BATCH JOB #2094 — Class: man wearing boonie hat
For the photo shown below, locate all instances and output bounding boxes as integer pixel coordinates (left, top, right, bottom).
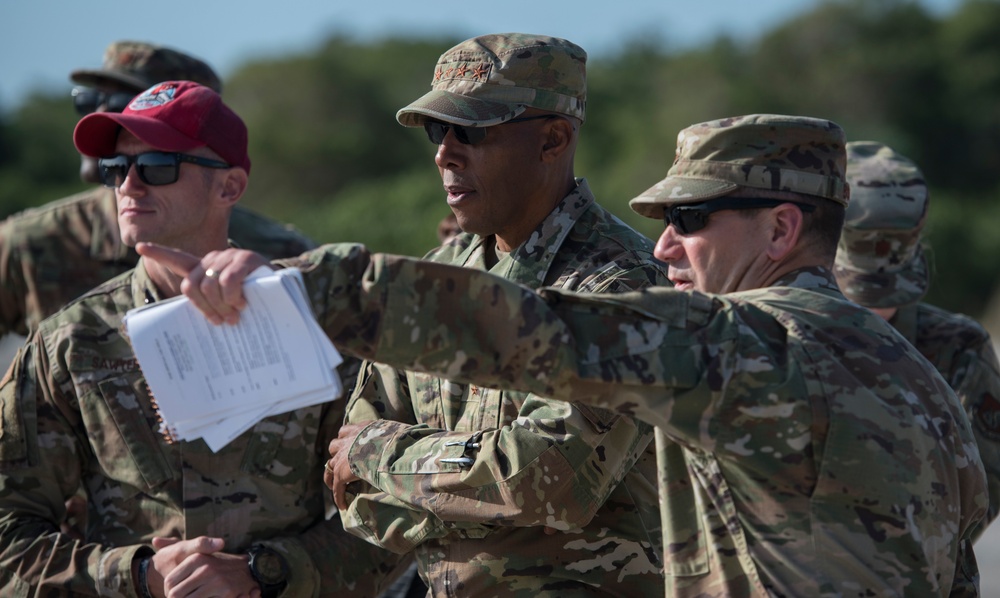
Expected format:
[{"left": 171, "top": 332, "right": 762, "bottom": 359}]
[
  {"left": 327, "top": 32, "right": 669, "bottom": 596},
  {"left": 0, "top": 41, "right": 315, "bottom": 348},
  {"left": 0, "top": 81, "right": 402, "bottom": 598},
  {"left": 835, "top": 140, "right": 1000, "bottom": 541}
]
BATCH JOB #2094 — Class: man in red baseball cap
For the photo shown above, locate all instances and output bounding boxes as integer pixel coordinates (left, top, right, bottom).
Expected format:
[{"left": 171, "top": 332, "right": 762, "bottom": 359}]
[
  {"left": 73, "top": 80, "right": 251, "bottom": 259},
  {"left": 0, "top": 81, "right": 402, "bottom": 597},
  {"left": 0, "top": 42, "right": 315, "bottom": 346}
]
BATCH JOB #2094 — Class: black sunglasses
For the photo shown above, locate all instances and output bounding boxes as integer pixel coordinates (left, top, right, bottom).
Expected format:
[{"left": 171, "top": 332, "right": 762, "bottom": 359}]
[
  {"left": 72, "top": 87, "right": 135, "bottom": 116},
  {"left": 98, "top": 152, "right": 232, "bottom": 188},
  {"left": 423, "top": 114, "right": 555, "bottom": 145},
  {"left": 663, "top": 197, "right": 817, "bottom": 235}
]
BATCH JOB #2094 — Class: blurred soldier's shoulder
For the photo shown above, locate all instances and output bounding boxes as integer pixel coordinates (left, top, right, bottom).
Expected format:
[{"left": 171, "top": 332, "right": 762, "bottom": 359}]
[
  {"left": 228, "top": 205, "right": 317, "bottom": 260},
  {"left": 0, "top": 187, "right": 114, "bottom": 245}
]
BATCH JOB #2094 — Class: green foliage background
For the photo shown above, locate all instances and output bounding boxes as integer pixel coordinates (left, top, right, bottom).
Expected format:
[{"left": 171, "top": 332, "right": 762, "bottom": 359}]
[{"left": 2, "top": 0, "right": 999, "bottom": 317}]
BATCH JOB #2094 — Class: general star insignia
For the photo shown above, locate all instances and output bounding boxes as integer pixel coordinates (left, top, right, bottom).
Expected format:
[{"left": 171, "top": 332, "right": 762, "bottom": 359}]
[
  {"left": 434, "top": 68, "right": 444, "bottom": 81},
  {"left": 472, "top": 64, "right": 489, "bottom": 80},
  {"left": 454, "top": 64, "right": 469, "bottom": 77}
]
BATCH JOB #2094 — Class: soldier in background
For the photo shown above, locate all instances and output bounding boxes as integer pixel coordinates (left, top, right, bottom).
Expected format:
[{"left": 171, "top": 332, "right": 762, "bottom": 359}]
[
  {"left": 0, "top": 40, "right": 315, "bottom": 342},
  {"left": 335, "top": 33, "right": 668, "bottom": 596},
  {"left": 149, "top": 113, "right": 987, "bottom": 596},
  {"left": 0, "top": 81, "right": 399, "bottom": 597},
  {"left": 834, "top": 140, "right": 1000, "bottom": 539}
]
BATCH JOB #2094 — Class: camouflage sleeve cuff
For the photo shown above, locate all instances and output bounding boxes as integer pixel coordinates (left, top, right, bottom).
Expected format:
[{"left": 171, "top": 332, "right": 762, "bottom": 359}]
[
  {"left": 348, "top": 419, "right": 414, "bottom": 486},
  {"left": 253, "top": 538, "right": 319, "bottom": 598},
  {"left": 96, "top": 544, "right": 152, "bottom": 598}
]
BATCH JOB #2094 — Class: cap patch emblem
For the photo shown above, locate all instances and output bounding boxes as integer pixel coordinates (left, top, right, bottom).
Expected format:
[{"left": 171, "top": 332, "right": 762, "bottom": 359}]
[{"left": 128, "top": 83, "right": 178, "bottom": 111}]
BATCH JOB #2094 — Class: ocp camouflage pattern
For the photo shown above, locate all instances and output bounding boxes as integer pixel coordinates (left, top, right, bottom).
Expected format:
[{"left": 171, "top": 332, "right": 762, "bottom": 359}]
[
  {"left": 332, "top": 179, "right": 670, "bottom": 596},
  {"left": 890, "top": 302, "right": 1000, "bottom": 541},
  {"left": 630, "top": 114, "right": 849, "bottom": 217},
  {"left": 0, "top": 260, "right": 396, "bottom": 597},
  {"left": 396, "top": 33, "right": 587, "bottom": 127},
  {"left": 71, "top": 40, "right": 222, "bottom": 93},
  {"left": 834, "top": 140, "right": 930, "bottom": 308},
  {"left": 285, "top": 244, "right": 987, "bottom": 597}
]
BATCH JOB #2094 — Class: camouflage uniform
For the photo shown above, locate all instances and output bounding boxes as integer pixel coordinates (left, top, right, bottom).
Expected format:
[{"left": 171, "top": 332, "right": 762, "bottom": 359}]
[
  {"left": 0, "top": 259, "right": 394, "bottom": 597},
  {"left": 339, "top": 34, "right": 669, "bottom": 596},
  {"left": 344, "top": 180, "right": 668, "bottom": 596},
  {"left": 278, "top": 115, "right": 986, "bottom": 596},
  {"left": 0, "top": 187, "right": 315, "bottom": 336},
  {"left": 0, "top": 40, "right": 316, "bottom": 337},
  {"left": 834, "top": 140, "right": 1000, "bottom": 540}
]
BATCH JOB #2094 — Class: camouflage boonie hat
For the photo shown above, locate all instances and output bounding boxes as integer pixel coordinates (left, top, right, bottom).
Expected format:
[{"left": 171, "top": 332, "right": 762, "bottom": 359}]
[
  {"left": 630, "top": 114, "right": 849, "bottom": 218},
  {"left": 70, "top": 41, "right": 222, "bottom": 93},
  {"left": 833, "top": 141, "right": 929, "bottom": 308},
  {"left": 396, "top": 33, "right": 587, "bottom": 127}
]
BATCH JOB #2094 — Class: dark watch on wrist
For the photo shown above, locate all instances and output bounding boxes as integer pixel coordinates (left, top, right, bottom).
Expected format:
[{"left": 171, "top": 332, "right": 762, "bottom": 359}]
[{"left": 247, "top": 544, "right": 289, "bottom": 598}]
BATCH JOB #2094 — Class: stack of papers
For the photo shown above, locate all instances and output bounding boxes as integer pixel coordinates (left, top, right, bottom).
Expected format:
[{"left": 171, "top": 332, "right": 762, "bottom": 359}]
[{"left": 123, "top": 267, "right": 343, "bottom": 452}]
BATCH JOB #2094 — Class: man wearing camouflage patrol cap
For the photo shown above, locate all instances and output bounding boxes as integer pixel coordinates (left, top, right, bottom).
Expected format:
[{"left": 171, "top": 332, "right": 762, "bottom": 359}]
[
  {"left": 332, "top": 32, "right": 668, "bottom": 595},
  {"left": 0, "top": 80, "right": 403, "bottom": 597},
  {"left": 144, "top": 112, "right": 987, "bottom": 596},
  {"left": 0, "top": 40, "right": 315, "bottom": 345},
  {"left": 834, "top": 140, "right": 1000, "bottom": 541}
]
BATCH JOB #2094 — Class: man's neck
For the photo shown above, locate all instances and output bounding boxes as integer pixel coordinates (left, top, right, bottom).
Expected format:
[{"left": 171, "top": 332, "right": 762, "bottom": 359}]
[
  {"left": 139, "top": 236, "right": 231, "bottom": 299},
  {"left": 142, "top": 257, "right": 186, "bottom": 300},
  {"left": 493, "top": 177, "right": 577, "bottom": 253}
]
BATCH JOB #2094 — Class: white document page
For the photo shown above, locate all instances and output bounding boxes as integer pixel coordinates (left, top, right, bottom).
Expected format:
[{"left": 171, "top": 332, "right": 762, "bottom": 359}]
[{"left": 124, "top": 267, "right": 343, "bottom": 451}]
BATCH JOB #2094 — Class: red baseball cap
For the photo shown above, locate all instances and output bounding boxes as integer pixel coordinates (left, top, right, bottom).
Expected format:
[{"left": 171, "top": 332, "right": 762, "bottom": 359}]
[{"left": 73, "top": 80, "right": 251, "bottom": 173}]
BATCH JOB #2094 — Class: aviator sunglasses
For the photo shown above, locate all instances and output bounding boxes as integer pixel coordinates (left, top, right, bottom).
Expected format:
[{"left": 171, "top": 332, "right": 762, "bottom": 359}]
[
  {"left": 664, "top": 197, "right": 816, "bottom": 235},
  {"left": 98, "top": 152, "right": 232, "bottom": 188},
  {"left": 423, "top": 114, "right": 556, "bottom": 145},
  {"left": 72, "top": 87, "right": 135, "bottom": 116}
]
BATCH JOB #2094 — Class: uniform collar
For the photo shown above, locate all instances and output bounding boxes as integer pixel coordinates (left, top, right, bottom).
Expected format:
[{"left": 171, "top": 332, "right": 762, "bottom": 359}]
[
  {"left": 130, "top": 258, "right": 164, "bottom": 308},
  {"left": 456, "top": 177, "right": 596, "bottom": 288},
  {"left": 770, "top": 266, "right": 844, "bottom": 295}
]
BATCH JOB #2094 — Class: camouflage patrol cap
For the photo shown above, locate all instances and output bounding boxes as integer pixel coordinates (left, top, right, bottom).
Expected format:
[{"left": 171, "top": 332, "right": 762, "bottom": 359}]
[
  {"left": 833, "top": 141, "right": 929, "bottom": 308},
  {"left": 396, "top": 33, "right": 587, "bottom": 127},
  {"left": 630, "top": 114, "right": 849, "bottom": 218},
  {"left": 70, "top": 41, "right": 222, "bottom": 93}
]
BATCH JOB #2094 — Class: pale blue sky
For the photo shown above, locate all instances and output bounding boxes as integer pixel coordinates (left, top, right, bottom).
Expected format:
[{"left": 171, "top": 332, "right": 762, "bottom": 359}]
[{"left": 0, "top": 0, "right": 960, "bottom": 113}]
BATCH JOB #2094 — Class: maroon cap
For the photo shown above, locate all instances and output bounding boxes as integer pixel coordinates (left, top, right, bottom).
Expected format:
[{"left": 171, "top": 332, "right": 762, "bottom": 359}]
[{"left": 73, "top": 80, "right": 250, "bottom": 173}]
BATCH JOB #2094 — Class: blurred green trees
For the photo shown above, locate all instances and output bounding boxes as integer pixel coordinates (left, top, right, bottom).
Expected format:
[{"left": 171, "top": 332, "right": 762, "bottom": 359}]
[{"left": 1, "top": 0, "right": 998, "bottom": 316}]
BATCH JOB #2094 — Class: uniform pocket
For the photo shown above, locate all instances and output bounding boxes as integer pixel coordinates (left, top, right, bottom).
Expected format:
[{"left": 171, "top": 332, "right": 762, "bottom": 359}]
[{"left": 88, "top": 373, "right": 173, "bottom": 490}]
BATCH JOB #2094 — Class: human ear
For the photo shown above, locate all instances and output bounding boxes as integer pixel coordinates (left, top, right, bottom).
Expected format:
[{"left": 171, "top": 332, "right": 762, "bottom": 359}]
[
  {"left": 540, "top": 117, "right": 574, "bottom": 161},
  {"left": 216, "top": 168, "right": 248, "bottom": 208},
  {"left": 764, "top": 203, "right": 804, "bottom": 261}
]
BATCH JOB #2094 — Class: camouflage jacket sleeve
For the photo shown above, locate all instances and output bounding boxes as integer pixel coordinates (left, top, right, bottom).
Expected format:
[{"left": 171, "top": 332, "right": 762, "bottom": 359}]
[
  {"left": 895, "top": 303, "right": 1000, "bottom": 540},
  {"left": 290, "top": 245, "right": 985, "bottom": 595},
  {"left": 953, "top": 337, "right": 1000, "bottom": 538},
  {"left": 340, "top": 358, "right": 651, "bottom": 553},
  {"left": 946, "top": 324, "right": 1000, "bottom": 538},
  {"left": 0, "top": 218, "right": 30, "bottom": 337},
  {"left": 0, "top": 336, "right": 148, "bottom": 596},
  {"left": 340, "top": 362, "right": 458, "bottom": 552},
  {"left": 290, "top": 244, "right": 698, "bottom": 430}
]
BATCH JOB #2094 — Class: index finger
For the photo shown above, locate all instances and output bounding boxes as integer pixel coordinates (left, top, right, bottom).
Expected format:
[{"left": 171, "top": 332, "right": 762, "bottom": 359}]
[{"left": 136, "top": 242, "right": 201, "bottom": 277}]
